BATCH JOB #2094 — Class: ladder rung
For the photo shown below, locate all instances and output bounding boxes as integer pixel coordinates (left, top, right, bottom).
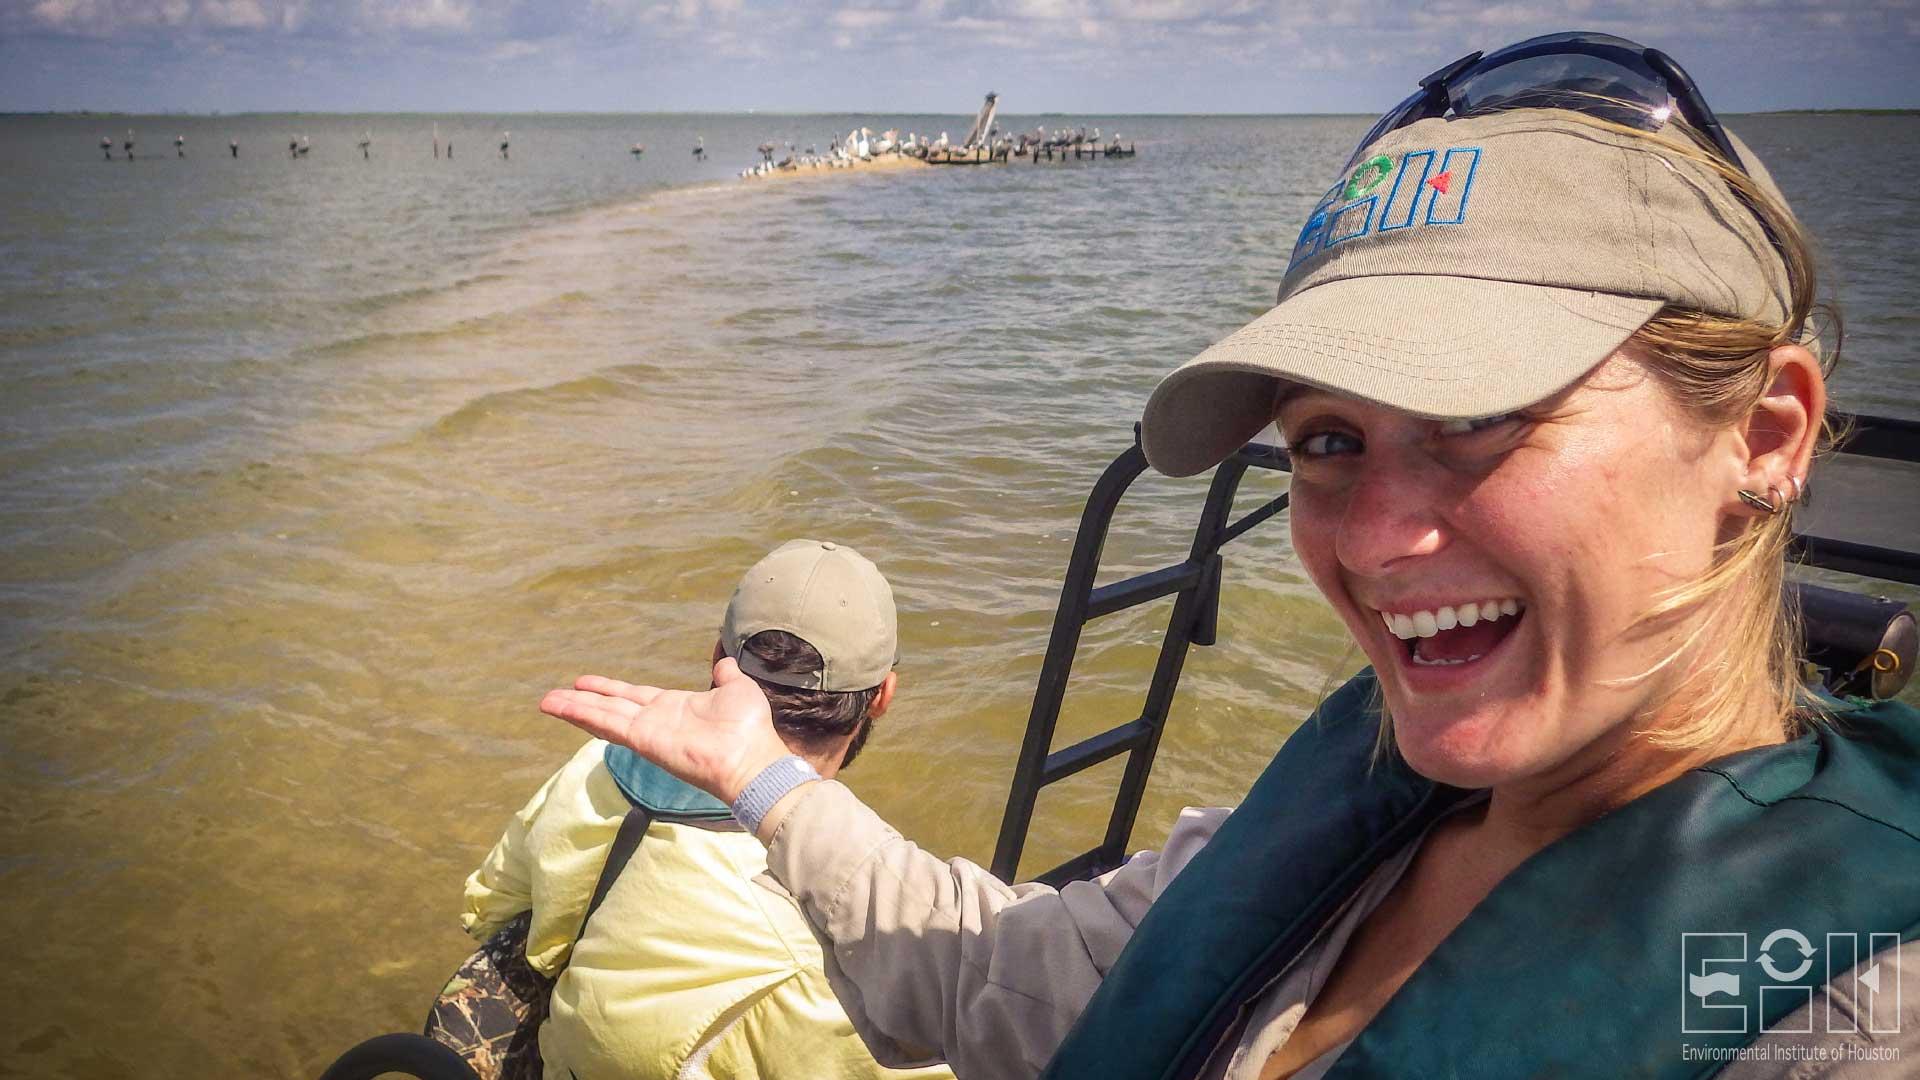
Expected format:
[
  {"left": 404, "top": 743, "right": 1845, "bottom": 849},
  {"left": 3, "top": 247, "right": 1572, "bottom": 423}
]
[
  {"left": 1087, "top": 563, "right": 1204, "bottom": 619},
  {"left": 1036, "top": 847, "right": 1122, "bottom": 889},
  {"left": 1041, "top": 718, "right": 1153, "bottom": 784}
]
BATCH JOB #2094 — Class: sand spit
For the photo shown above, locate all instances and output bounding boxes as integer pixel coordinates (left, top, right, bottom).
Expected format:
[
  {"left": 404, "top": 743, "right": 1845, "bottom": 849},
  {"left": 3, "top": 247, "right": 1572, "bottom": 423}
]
[{"left": 738, "top": 150, "right": 930, "bottom": 183}]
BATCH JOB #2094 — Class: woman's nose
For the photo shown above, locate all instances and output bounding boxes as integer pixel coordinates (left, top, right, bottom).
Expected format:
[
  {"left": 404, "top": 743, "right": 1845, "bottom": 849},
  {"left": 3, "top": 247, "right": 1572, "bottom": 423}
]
[{"left": 1334, "top": 456, "right": 1451, "bottom": 578}]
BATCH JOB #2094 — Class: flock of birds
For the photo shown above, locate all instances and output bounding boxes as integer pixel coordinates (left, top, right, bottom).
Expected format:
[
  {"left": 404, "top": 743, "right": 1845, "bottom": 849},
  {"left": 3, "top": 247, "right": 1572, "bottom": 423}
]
[{"left": 733, "top": 125, "right": 1132, "bottom": 178}]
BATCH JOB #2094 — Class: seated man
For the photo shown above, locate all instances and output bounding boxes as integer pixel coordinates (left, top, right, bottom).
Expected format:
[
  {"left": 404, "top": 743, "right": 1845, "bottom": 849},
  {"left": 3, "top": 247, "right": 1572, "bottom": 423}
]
[{"left": 461, "top": 539, "right": 948, "bottom": 1080}]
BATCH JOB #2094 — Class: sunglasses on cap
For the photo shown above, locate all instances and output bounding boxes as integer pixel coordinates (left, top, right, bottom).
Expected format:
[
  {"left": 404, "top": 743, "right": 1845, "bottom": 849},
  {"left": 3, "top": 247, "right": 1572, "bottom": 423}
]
[{"left": 1344, "top": 30, "right": 1779, "bottom": 251}]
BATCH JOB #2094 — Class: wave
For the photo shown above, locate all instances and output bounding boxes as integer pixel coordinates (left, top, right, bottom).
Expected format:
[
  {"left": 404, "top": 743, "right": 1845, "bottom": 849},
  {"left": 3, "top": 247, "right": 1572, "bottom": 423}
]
[
  {"left": 337, "top": 273, "right": 510, "bottom": 316},
  {"left": 412, "top": 363, "right": 661, "bottom": 441}
]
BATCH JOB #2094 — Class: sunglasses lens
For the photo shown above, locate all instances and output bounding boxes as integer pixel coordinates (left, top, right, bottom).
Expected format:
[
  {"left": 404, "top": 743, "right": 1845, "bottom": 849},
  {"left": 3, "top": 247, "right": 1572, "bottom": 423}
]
[{"left": 1449, "top": 51, "right": 1676, "bottom": 130}]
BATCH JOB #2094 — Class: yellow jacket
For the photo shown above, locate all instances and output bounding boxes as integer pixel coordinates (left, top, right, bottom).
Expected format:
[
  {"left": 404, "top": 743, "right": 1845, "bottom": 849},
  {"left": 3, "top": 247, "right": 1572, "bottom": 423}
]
[{"left": 462, "top": 738, "right": 950, "bottom": 1080}]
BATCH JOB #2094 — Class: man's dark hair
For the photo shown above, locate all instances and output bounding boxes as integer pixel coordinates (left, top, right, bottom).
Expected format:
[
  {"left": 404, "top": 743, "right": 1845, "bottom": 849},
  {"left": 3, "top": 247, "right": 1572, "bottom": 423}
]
[{"left": 741, "top": 630, "right": 882, "bottom": 769}]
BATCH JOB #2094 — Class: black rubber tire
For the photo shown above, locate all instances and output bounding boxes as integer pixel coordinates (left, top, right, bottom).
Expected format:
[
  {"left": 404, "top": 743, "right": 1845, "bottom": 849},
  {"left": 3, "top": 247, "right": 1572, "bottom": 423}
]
[{"left": 317, "top": 1032, "right": 480, "bottom": 1080}]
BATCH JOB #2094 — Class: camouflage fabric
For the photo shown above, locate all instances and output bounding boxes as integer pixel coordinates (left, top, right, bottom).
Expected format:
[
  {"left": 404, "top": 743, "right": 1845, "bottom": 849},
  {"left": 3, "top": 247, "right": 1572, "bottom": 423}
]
[{"left": 424, "top": 912, "right": 554, "bottom": 1080}]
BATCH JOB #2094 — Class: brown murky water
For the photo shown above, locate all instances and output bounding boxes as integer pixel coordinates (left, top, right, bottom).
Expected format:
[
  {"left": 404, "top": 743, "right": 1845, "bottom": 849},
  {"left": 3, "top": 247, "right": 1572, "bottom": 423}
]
[{"left": 3, "top": 112, "right": 1917, "bottom": 1076}]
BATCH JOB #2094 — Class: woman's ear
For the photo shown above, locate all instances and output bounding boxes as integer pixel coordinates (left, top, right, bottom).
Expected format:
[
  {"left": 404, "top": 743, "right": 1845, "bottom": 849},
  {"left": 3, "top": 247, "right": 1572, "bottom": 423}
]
[{"left": 1732, "top": 343, "right": 1825, "bottom": 513}]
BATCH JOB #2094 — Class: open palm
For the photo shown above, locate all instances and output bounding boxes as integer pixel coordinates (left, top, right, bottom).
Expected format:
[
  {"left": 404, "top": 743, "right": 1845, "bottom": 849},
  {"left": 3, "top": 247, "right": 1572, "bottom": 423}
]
[{"left": 540, "top": 658, "right": 789, "bottom": 804}]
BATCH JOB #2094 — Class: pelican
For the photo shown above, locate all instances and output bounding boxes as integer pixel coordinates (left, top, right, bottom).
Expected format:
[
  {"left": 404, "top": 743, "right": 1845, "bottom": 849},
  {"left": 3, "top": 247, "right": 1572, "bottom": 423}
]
[
  {"left": 174, "top": 134, "right": 185, "bottom": 157},
  {"left": 123, "top": 129, "right": 135, "bottom": 158},
  {"left": 100, "top": 135, "right": 112, "bottom": 160},
  {"left": 630, "top": 143, "right": 646, "bottom": 157},
  {"left": 358, "top": 130, "right": 372, "bottom": 159},
  {"left": 930, "top": 131, "right": 950, "bottom": 154},
  {"left": 693, "top": 136, "right": 705, "bottom": 160},
  {"left": 499, "top": 131, "right": 510, "bottom": 159}
]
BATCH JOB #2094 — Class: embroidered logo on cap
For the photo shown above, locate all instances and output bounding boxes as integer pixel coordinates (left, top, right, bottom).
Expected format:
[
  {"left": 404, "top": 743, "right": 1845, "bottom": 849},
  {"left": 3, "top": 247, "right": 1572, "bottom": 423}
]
[{"left": 1288, "top": 146, "right": 1483, "bottom": 270}]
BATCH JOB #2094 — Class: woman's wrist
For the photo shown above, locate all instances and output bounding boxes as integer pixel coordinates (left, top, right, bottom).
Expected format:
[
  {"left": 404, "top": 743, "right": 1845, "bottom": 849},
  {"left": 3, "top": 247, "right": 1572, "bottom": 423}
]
[
  {"left": 715, "top": 739, "right": 798, "bottom": 805},
  {"left": 729, "top": 754, "right": 822, "bottom": 835}
]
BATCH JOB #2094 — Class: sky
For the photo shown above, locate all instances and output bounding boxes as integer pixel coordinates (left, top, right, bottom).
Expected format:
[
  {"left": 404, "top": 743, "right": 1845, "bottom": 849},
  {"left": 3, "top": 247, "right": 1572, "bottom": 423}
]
[{"left": 2, "top": 0, "right": 1917, "bottom": 114}]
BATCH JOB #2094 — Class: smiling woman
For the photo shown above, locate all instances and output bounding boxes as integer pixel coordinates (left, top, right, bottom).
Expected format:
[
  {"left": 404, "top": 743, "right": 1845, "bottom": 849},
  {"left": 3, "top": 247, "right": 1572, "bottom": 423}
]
[{"left": 540, "top": 31, "right": 1920, "bottom": 1080}]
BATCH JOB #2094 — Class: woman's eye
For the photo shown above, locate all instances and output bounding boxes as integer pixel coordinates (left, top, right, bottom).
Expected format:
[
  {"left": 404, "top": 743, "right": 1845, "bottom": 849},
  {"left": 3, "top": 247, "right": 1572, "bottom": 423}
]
[
  {"left": 1438, "top": 413, "right": 1520, "bottom": 437},
  {"left": 1289, "top": 431, "right": 1362, "bottom": 458}
]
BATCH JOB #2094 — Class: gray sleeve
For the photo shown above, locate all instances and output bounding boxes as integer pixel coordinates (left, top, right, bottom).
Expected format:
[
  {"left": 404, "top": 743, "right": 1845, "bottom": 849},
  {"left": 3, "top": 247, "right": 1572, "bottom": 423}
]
[
  {"left": 764, "top": 781, "right": 1225, "bottom": 1080},
  {"left": 1713, "top": 939, "right": 1919, "bottom": 1079}
]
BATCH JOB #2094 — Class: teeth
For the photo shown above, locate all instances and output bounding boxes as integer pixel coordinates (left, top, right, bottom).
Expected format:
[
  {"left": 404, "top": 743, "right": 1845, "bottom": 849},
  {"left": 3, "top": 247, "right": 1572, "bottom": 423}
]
[{"left": 1380, "top": 598, "right": 1524, "bottom": 640}]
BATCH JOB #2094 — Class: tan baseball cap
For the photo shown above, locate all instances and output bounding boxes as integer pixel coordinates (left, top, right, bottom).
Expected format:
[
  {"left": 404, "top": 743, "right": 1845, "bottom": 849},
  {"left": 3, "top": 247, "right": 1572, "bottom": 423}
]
[
  {"left": 1141, "top": 110, "right": 1797, "bottom": 477},
  {"left": 720, "top": 539, "right": 898, "bottom": 692}
]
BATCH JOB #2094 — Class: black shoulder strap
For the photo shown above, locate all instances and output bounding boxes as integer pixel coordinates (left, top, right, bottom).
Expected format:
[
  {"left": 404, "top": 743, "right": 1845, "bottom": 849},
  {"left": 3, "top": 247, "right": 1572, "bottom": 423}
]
[{"left": 576, "top": 807, "right": 652, "bottom": 943}]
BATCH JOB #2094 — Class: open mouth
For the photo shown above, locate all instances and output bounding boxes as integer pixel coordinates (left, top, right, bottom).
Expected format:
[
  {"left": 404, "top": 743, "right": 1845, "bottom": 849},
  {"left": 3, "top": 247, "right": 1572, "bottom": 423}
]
[{"left": 1379, "top": 599, "right": 1526, "bottom": 667}]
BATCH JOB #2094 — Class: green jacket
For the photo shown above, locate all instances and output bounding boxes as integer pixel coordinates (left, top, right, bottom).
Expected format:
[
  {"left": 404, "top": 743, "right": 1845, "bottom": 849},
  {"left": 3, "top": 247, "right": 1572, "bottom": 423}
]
[{"left": 1044, "top": 672, "right": 1920, "bottom": 1079}]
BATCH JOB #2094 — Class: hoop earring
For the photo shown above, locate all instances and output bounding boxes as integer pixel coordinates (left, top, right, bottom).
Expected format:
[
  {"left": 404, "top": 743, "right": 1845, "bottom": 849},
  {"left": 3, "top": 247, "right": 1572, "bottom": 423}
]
[
  {"left": 1737, "top": 488, "right": 1779, "bottom": 514},
  {"left": 1785, "top": 475, "right": 1804, "bottom": 503}
]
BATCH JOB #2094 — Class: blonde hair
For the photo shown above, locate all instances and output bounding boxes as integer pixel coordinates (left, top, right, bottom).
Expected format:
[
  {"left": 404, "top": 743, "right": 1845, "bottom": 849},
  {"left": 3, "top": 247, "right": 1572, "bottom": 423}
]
[
  {"left": 1363, "top": 109, "right": 1843, "bottom": 762},
  {"left": 1601, "top": 114, "right": 1843, "bottom": 750}
]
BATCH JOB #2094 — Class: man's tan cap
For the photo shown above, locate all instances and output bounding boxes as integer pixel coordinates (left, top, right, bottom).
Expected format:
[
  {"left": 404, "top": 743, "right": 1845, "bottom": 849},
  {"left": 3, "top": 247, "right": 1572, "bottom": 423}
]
[
  {"left": 1142, "top": 110, "right": 1797, "bottom": 477},
  {"left": 720, "top": 539, "right": 898, "bottom": 692}
]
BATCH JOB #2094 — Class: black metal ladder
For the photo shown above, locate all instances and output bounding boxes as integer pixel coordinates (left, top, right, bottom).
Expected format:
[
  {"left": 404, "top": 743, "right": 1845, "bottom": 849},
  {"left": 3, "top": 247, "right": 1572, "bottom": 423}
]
[{"left": 990, "top": 427, "right": 1291, "bottom": 886}]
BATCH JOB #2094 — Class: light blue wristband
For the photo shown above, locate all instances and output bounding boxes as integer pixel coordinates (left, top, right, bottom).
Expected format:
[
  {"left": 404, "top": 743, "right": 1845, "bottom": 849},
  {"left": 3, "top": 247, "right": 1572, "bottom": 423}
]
[{"left": 730, "top": 755, "right": 822, "bottom": 835}]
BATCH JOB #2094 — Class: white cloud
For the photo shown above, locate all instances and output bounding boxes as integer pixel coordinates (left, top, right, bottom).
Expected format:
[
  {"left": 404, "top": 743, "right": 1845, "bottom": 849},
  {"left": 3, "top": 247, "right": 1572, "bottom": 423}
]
[
  {"left": 358, "top": 0, "right": 472, "bottom": 32},
  {"left": 832, "top": 8, "right": 897, "bottom": 28},
  {"left": 201, "top": 0, "right": 268, "bottom": 27}
]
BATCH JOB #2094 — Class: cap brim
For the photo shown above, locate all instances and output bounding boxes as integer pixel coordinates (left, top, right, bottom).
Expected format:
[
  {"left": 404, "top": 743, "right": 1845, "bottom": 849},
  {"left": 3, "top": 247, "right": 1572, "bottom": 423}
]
[{"left": 1141, "top": 277, "right": 1663, "bottom": 476}]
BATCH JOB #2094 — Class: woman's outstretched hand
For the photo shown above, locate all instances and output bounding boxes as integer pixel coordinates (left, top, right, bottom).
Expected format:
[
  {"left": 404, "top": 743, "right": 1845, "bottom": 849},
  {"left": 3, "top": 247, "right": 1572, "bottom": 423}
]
[{"left": 540, "top": 658, "right": 789, "bottom": 805}]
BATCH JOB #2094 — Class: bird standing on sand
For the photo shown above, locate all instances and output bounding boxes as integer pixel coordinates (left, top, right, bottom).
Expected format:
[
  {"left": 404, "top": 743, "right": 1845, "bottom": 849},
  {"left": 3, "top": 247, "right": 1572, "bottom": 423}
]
[
  {"left": 100, "top": 135, "right": 112, "bottom": 160},
  {"left": 123, "top": 130, "right": 135, "bottom": 160},
  {"left": 175, "top": 134, "right": 185, "bottom": 157},
  {"left": 359, "top": 131, "right": 372, "bottom": 159},
  {"left": 229, "top": 139, "right": 239, "bottom": 157},
  {"left": 499, "top": 132, "right": 510, "bottom": 159},
  {"left": 630, "top": 143, "right": 645, "bottom": 157}
]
